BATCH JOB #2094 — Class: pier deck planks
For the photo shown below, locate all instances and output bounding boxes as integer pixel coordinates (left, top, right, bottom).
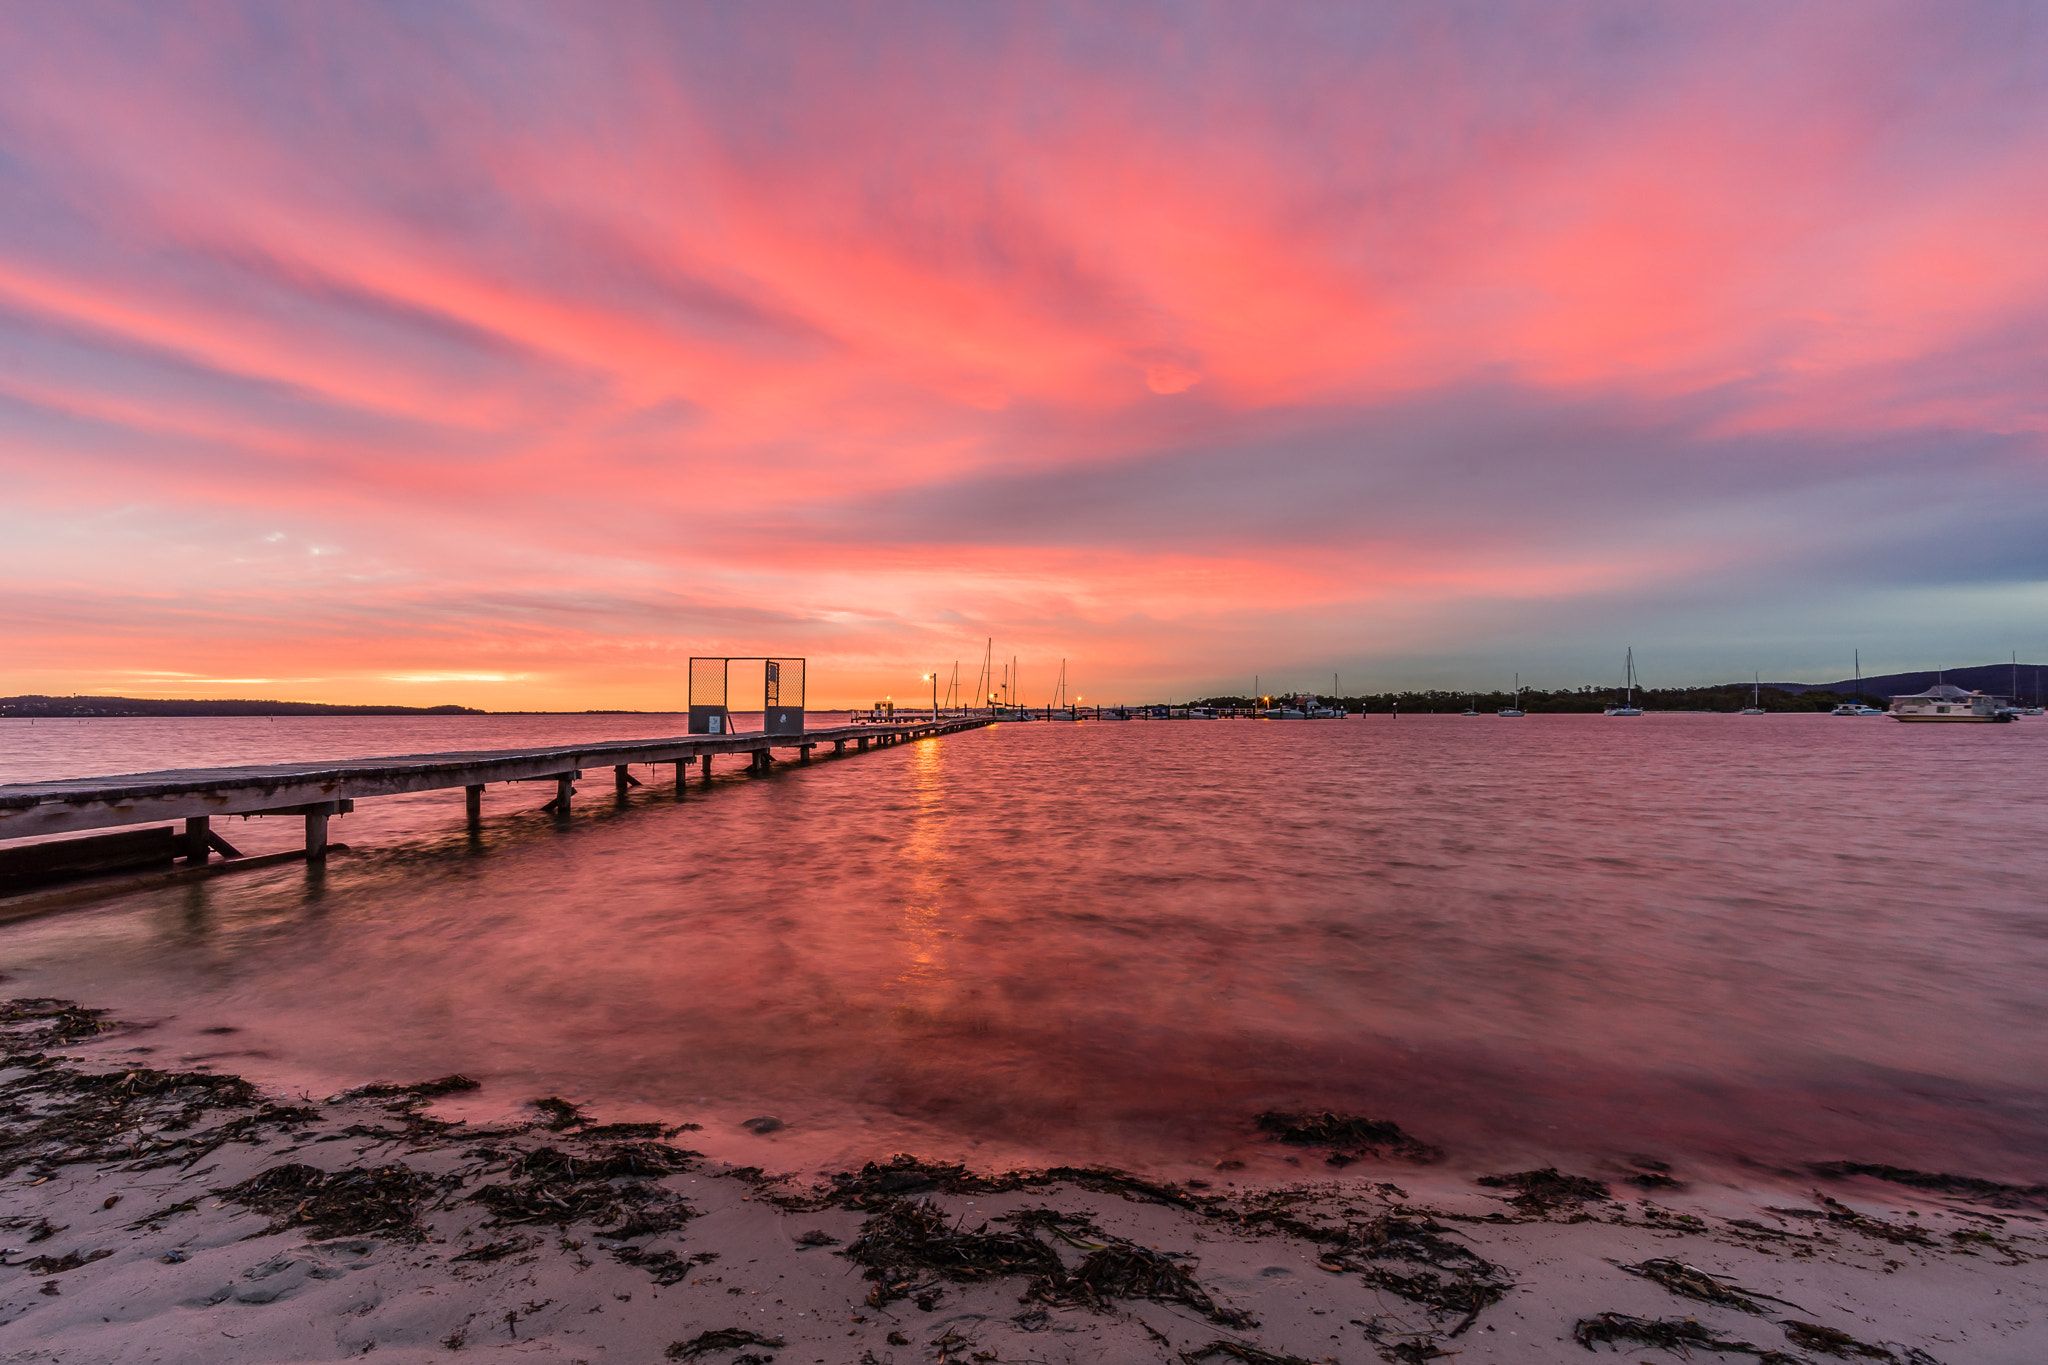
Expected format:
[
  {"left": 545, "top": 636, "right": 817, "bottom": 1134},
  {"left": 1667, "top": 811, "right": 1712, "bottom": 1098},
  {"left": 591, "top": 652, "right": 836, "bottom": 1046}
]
[{"left": 0, "top": 718, "right": 987, "bottom": 840}]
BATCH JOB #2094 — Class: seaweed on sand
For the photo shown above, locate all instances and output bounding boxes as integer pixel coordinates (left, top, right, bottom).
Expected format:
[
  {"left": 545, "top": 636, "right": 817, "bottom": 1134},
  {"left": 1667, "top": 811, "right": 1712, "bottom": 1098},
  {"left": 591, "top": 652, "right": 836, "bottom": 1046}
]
[
  {"left": 1027, "top": 1242, "right": 1254, "bottom": 1327},
  {"left": 1476, "top": 1168, "right": 1612, "bottom": 1212},
  {"left": 337, "top": 1075, "right": 481, "bottom": 1105},
  {"left": 0, "top": 999, "right": 114, "bottom": 1048},
  {"left": 1321, "top": 1212, "right": 1513, "bottom": 1337},
  {"left": 531, "top": 1096, "right": 589, "bottom": 1131},
  {"left": 1806, "top": 1192, "right": 1936, "bottom": 1248},
  {"left": 666, "top": 1328, "right": 788, "bottom": 1359},
  {"left": 1616, "top": 1258, "right": 1795, "bottom": 1314},
  {"left": 841, "top": 1198, "right": 1063, "bottom": 1306},
  {"left": 219, "top": 1162, "right": 441, "bottom": 1240},
  {"left": 1044, "top": 1165, "right": 1226, "bottom": 1211},
  {"left": 1808, "top": 1161, "right": 2048, "bottom": 1212},
  {"left": 11, "top": 1249, "right": 112, "bottom": 1275},
  {"left": 1180, "top": 1343, "right": 1315, "bottom": 1365},
  {"left": 1778, "top": 1320, "right": 1939, "bottom": 1362},
  {"left": 451, "top": 1235, "right": 538, "bottom": 1264},
  {"left": 0, "top": 1038, "right": 310, "bottom": 1178},
  {"left": 1254, "top": 1111, "right": 1442, "bottom": 1164},
  {"left": 467, "top": 1143, "right": 696, "bottom": 1233},
  {"left": 1571, "top": 1312, "right": 1797, "bottom": 1360},
  {"left": 806, "top": 1153, "right": 1041, "bottom": 1208}
]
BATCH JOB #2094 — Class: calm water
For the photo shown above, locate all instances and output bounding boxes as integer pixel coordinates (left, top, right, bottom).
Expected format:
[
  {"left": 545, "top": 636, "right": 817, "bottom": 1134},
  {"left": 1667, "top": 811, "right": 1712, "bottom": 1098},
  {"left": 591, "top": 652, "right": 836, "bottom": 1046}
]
[{"left": 2, "top": 713, "right": 2044, "bottom": 1185}]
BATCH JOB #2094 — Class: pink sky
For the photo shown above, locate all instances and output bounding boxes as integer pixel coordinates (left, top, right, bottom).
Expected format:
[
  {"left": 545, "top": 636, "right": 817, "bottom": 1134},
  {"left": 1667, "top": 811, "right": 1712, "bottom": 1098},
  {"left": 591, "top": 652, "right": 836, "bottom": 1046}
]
[{"left": 2, "top": 2, "right": 2045, "bottom": 709}]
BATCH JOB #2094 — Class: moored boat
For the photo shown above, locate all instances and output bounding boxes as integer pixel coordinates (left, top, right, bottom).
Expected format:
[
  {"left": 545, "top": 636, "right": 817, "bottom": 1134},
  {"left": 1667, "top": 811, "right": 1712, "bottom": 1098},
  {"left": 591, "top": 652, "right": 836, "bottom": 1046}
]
[
  {"left": 1887, "top": 684, "right": 2013, "bottom": 723},
  {"left": 1604, "top": 648, "right": 1644, "bottom": 716},
  {"left": 1739, "top": 672, "right": 1765, "bottom": 715}
]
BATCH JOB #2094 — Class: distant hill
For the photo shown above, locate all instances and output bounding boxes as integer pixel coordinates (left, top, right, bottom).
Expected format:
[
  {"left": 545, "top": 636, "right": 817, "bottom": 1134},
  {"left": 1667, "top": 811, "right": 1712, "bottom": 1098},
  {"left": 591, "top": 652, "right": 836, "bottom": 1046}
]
[
  {"left": 0, "top": 695, "right": 485, "bottom": 718},
  {"left": 1764, "top": 663, "right": 2046, "bottom": 701}
]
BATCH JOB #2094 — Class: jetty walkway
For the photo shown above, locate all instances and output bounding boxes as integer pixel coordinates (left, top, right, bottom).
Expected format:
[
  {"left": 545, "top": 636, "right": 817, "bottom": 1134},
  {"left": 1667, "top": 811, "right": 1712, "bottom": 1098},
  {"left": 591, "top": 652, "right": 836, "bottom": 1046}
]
[{"left": 0, "top": 717, "right": 988, "bottom": 907}]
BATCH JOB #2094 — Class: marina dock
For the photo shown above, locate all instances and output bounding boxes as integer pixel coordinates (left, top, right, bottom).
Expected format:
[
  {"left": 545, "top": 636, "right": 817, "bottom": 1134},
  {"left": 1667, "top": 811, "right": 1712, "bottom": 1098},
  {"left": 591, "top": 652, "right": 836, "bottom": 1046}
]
[{"left": 0, "top": 717, "right": 988, "bottom": 905}]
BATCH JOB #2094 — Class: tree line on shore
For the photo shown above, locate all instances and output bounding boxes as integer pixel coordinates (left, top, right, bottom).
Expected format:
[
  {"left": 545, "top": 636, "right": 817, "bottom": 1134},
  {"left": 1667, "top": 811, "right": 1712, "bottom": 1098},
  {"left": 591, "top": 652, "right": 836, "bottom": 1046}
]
[{"left": 1190, "top": 685, "right": 1878, "bottom": 713}]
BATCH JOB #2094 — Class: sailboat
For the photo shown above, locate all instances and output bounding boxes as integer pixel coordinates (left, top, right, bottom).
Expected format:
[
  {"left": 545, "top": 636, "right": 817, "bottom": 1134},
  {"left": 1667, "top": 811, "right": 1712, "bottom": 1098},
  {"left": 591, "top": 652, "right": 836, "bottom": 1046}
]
[
  {"left": 1462, "top": 694, "right": 1481, "bottom": 716},
  {"left": 1498, "top": 674, "right": 1524, "bottom": 717},
  {"left": 1830, "top": 649, "right": 1885, "bottom": 715},
  {"left": 1045, "top": 658, "right": 1079, "bottom": 719},
  {"left": 1740, "top": 673, "right": 1765, "bottom": 715},
  {"left": 1604, "top": 649, "right": 1644, "bottom": 715}
]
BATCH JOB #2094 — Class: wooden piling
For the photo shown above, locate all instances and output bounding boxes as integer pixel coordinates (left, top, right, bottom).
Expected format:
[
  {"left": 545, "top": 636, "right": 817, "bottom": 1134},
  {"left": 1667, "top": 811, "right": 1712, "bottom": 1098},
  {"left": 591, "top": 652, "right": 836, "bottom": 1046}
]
[
  {"left": 305, "top": 811, "right": 329, "bottom": 860},
  {"left": 184, "top": 816, "right": 210, "bottom": 866},
  {"left": 465, "top": 785, "right": 483, "bottom": 822}
]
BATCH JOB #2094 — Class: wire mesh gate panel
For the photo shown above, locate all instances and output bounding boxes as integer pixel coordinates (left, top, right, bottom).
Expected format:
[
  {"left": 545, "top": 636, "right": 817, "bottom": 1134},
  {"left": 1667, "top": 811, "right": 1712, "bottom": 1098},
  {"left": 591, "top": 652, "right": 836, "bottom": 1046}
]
[
  {"left": 764, "top": 658, "right": 805, "bottom": 734},
  {"left": 689, "top": 657, "right": 806, "bottom": 734},
  {"left": 688, "top": 658, "right": 730, "bottom": 734}
]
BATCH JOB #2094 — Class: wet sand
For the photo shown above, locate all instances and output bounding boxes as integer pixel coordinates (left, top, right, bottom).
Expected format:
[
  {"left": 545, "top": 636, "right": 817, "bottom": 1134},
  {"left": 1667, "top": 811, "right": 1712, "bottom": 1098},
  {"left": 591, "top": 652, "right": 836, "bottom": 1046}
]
[{"left": 0, "top": 999, "right": 2041, "bottom": 1364}]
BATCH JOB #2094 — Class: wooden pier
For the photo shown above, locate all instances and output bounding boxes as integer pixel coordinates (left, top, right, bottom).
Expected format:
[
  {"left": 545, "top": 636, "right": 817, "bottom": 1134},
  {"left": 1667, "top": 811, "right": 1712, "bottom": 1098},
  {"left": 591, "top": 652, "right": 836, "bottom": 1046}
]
[{"left": 0, "top": 717, "right": 987, "bottom": 905}]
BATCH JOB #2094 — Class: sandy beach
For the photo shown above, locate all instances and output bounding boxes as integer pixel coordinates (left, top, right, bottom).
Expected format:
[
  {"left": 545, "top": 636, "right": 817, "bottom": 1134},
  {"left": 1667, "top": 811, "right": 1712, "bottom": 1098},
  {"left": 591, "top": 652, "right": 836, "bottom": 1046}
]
[{"left": 0, "top": 998, "right": 2039, "bottom": 1365}]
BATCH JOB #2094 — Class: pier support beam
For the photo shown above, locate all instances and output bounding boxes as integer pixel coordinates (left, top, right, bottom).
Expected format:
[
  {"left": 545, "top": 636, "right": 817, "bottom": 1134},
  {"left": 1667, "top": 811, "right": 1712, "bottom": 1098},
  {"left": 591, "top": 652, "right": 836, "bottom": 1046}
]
[
  {"left": 614, "top": 765, "right": 641, "bottom": 796},
  {"left": 552, "top": 775, "right": 573, "bottom": 816},
  {"left": 675, "top": 762, "right": 688, "bottom": 797},
  {"left": 700, "top": 755, "right": 712, "bottom": 779},
  {"left": 834, "top": 739, "right": 846, "bottom": 755},
  {"left": 184, "top": 816, "right": 210, "bottom": 866},
  {"left": 858, "top": 736, "right": 869, "bottom": 752},
  {"left": 798, "top": 745, "right": 813, "bottom": 763},
  {"left": 465, "top": 785, "right": 483, "bottom": 823},
  {"left": 305, "top": 811, "right": 329, "bottom": 860}
]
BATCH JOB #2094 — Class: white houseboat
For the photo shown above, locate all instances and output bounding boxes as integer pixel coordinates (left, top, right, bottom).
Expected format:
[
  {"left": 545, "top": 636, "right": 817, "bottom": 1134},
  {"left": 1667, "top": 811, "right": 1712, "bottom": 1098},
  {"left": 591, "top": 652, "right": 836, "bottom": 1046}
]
[{"left": 1887, "top": 684, "right": 2013, "bottom": 723}]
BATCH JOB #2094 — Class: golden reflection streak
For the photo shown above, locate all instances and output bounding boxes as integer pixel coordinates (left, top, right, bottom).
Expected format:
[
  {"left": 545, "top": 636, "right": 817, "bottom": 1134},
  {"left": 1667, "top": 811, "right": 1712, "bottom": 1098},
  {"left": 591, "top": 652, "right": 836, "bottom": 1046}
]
[{"left": 891, "top": 738, "right": 951, "bottom": 998}]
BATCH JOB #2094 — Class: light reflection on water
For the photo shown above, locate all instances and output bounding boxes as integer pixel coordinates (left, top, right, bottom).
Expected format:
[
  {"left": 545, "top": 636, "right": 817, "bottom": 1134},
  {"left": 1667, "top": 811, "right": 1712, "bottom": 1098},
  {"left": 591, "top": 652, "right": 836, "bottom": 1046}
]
[{"left": 2, "top": 713, "right": 2045, "bottom": 1183}]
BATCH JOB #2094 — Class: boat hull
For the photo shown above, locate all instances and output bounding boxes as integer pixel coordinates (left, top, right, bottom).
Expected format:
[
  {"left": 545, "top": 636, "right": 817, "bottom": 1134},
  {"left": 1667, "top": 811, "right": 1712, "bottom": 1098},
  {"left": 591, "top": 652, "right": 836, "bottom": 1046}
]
[{"left": 1889, "top": 713, "right": 2012, "bottom": 723}]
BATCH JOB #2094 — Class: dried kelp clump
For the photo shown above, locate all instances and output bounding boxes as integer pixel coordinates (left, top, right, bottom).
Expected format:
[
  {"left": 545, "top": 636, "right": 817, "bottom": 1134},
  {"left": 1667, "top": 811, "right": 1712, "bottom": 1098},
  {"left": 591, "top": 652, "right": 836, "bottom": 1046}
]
[
  {"left": 666, "top": 1328, "right": 787, "bottom": 1360},
  {"left": 1254, "top": 1111, "right": 1441, "bottom": 1164},
  {"left": 1326, "top": 1212, "right": 1513, "bottom": 1337},
  {"left": 1039, "top": 1243, "right": 1254, "bottom": 1327},
  {"left": 220, "top": 1162, "right": 442, "bottom": 1240},
  {"left": 1476, "top": 1167, "right": 1612, "bottom": 1213},
  {"left": 843, "top": 1198, "right": 1063, "bottom": 1307},
  {"left": 1571, "top": 1312, "right": 1795, "bottom": 1360},
  {"left": 467, "top": 1143, "right": 697, "bottom": 1235},
  {"left": 0, "top": 998, "right": 114, "bottom": 1048},
  {"left": 0, "top": 998, "right": 320, "bottom": 1180},
  {"left": 1616, "top": 1257, "right": 1788, "bottom": 1314}
]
